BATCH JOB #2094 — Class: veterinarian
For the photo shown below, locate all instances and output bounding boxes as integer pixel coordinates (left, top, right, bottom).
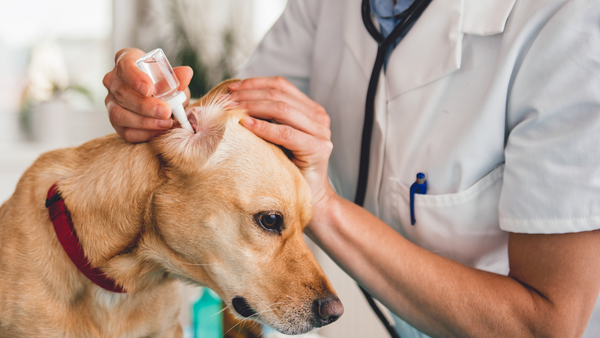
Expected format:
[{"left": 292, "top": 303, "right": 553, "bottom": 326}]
[{"left": 103, "top": 0, "right": 600, "bottom": 336}]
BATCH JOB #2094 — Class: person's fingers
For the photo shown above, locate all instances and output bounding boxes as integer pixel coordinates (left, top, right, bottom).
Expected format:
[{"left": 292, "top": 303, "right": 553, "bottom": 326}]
[
  {"left": 230, "top": 89, "right": 312, "bottom": 116},
  {"left": 229, "top": 76, "right": 297, "bottom": 94},
  {"left": 106, "top": 93, "right": 173, "bottom": 131},
  {"left": 174, "top": 66, "right": 193, "bottom": 106},
  {"left": 115, "top": 48, "right": 154, "bottom": 97},
  {"left": 240, "top": 100, "right": 330, "bottom": 140},
  {"left": 173, "top": 66, "right": 193, "bottom": 91},
  {"left": 106, "top": 77, "right": 171, "bottom": 119},
  {"left": 229, "top": 77, "right": 330, "bottom": 128},
  {"left": 240, "top": 117, "right": 333, "bottom": 165},
  {"left": 229, "top": 76, "right": 313, "bottom": 106}
]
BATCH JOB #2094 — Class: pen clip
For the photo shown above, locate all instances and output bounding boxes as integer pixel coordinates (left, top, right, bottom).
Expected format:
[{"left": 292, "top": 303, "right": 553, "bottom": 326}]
[{"left": 409, "top": 173, "right": 427, "bottom": 225}]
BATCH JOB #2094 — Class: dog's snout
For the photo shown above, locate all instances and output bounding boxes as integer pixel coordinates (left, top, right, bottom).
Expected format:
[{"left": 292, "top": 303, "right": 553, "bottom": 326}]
[{"left": 313, "top": 295, "right": 344, "bottom": 326}]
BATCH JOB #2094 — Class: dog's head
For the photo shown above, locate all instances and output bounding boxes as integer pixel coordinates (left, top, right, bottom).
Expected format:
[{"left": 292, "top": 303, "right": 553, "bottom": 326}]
[{"left": 144, "top": 80, "right": 342, "bottom": 334}]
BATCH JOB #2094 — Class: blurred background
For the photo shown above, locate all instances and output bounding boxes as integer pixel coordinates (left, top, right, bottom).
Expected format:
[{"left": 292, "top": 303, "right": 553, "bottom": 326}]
[{"left": 0, "top": 1, "right": 391, "bottom": 337}]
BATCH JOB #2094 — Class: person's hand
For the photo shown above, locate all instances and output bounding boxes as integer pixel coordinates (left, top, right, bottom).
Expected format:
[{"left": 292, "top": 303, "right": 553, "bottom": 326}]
[
  {"left": 103, "top": 48, "right": 193, "bottom": 143},
  {"left": 229, "top": 77, "right": 336, "bottom": 216}
]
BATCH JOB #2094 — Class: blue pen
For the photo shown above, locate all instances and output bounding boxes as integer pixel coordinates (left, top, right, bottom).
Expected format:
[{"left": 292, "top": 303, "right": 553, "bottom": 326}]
[{"left": 409, "top": 173, "right": 427, "bottom": 225}]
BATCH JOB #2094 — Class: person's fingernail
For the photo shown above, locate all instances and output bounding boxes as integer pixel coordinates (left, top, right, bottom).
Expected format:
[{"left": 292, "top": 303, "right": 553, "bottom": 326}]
[
  {"left": 138, "top": 82, "right": 150, "bottom": 96},
  {"left": 229, "top": 82, "right": 241, "bottom": 89},
  {"left": 155, "top": 105, "right": 171, "bottom": 119},
  {"left": 241, "top": 116, "right": 254, "bottom": 126},
  {"left": 157, "top": 119, "right": 172, "bottom": 128}
]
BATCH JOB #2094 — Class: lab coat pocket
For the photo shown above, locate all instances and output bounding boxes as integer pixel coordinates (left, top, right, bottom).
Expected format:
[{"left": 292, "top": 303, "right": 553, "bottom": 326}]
[{"left": 389, "top": 164, "right": 508, "bottom": 274}]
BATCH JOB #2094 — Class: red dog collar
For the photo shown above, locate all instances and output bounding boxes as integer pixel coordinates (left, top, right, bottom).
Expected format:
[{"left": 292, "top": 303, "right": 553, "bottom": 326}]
[{"left": 46, "top": 183, "right": 126, "bottom": 293}]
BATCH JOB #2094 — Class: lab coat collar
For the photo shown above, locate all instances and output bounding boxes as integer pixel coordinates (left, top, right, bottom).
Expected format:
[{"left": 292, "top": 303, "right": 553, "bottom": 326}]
[{"left": 344, "top": 0, "right": 516, "bottom": 99}]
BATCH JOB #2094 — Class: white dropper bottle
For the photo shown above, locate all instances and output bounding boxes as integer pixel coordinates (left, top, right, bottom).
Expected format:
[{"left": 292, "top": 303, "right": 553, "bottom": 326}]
[{"left": 136, "top": 48, "right": 194, "bottom": 133}]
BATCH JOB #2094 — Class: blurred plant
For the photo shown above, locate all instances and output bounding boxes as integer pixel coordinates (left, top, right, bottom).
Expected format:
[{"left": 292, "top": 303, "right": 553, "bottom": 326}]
[
  {"left": 137, "top": 0, "right": 253, "bottom": 98},
  {"left": 169, "top": 2, "right": 213, "bottom": 98},
  {"left": 173, "top": 27, "right": 238, "bottom": 98},
  {"left": 20, "top": 41, "right": 93, "bottom": 132}
]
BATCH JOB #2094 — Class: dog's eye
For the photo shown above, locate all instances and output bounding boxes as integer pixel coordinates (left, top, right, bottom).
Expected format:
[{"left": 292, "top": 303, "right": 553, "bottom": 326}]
[{"left": 254, "top": 212, "right": 284, "bottom": 233}]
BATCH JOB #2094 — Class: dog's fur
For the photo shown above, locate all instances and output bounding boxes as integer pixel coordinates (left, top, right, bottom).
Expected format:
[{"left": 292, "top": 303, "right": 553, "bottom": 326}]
[{"left": 0, "top": 80, "right": 342, "bottom": 337}]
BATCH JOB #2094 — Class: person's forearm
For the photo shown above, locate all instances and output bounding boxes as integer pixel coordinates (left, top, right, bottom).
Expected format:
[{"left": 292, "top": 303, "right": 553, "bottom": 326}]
[{"left": 305, "top": 195, "right": 578, "bottom": 338}]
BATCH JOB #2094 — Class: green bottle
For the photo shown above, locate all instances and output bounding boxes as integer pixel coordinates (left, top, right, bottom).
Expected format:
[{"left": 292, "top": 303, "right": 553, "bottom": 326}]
[{"left": 192, "top": 288, "right": 223, "bottom": 338}]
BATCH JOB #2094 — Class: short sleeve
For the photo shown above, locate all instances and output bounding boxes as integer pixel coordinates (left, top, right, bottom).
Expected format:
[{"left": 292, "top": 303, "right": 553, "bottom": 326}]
[
  {"left": 500, "top": 0, "right": 600, "bottom": 234},
  {"left": 237, "top": 0, "right": 323, "bottom": 93}
]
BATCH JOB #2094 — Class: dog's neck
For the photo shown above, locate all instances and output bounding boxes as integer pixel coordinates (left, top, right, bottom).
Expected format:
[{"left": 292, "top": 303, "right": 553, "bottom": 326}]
[{"left": 57, "top": 135, "right": 170, "bottom": 292}]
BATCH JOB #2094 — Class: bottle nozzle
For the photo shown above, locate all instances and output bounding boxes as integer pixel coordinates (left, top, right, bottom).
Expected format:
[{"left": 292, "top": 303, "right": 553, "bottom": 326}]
[{"left": 166, "top": 92, "right": 194, "bottom": 133}]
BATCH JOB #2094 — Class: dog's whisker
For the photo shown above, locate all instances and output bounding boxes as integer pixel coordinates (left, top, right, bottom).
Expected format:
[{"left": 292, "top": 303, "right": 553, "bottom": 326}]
[
  {"left": 259, "top": 325, "right": 269, "bottom": 338},
  {"left": 254, "top": 301, "right": 286, "bottom": 316},
  {"left": 195, "top": 305, "right": 228, "bottom": 332},
  {"left": 249, "top": 319, "right": 262, "bottom": 331},
  {"left": 179, "top": 262, "right": 216, "bottom": 267},
  {"left": 239, "top": 320, "right": 247, "bottom": 334},
  {"left": 221, "top": 299, "right": 286, "bottom": 338},
  {"left": 223, "top": 317, "right": 250, "bottom": 337},
  {"left": 208, "top": 306, "right": 229, "bottom": 319}
]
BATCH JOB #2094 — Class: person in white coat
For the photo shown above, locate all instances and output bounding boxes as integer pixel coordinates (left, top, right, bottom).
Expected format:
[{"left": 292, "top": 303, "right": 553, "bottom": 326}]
[{"left": 103, "top": 0, "right": 600, "bottom": 336}]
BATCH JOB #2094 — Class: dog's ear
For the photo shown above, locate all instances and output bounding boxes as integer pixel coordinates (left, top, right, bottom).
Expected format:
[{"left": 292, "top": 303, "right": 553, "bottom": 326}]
[
  {"left": 150, "top": 79, "right": 242, "bottom": 173},
  {"left": 190, "top": 79, "right": 241, "bottom": 109}
]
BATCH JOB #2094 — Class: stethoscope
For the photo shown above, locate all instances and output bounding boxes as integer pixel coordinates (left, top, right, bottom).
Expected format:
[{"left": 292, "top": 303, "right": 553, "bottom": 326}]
[{"left": 355, "top": 0, "right": 432, "bottom": 337}]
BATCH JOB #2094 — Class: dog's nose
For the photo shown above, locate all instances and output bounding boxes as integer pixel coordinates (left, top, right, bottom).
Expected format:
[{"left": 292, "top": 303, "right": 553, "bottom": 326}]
[{"left": 313, "top": 295, "right": 344, "bottom": 325}]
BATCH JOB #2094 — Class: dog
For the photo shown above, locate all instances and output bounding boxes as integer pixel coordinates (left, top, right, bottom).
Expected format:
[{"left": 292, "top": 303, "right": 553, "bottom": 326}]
[{"left": 0, "top": 80, "right": 343, "bottom": 337}]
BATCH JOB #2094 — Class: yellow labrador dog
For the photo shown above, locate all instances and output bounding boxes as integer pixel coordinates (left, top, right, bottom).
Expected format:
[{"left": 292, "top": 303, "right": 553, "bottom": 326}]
[{"left": 0, "top": 80, "right": 343, "bottom": 337}]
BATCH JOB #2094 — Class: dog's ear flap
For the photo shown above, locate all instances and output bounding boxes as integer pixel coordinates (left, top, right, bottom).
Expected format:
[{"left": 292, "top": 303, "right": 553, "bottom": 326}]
[
  {"left": 150, "top": 79, "right": 241, "bottom": 173},
  {"left": 189, "top": 79, "right": 241, "bottom": 109},
  {"left": 150, "top": 118, "right": 225, "bottom": 173}
]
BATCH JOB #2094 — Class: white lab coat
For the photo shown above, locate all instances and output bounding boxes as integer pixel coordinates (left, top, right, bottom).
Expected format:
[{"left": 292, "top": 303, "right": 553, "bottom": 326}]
[{"left": 239, "top": 0, "right": 600, "bottom": 336}]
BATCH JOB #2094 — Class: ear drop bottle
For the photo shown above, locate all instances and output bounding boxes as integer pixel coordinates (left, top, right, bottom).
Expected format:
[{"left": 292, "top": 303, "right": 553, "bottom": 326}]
[
  {"left": 192, "top": 287, "right": 223, "bottom": 338},
  {"left": 135, "top": 48, "right": 194, "bottom": 133}
]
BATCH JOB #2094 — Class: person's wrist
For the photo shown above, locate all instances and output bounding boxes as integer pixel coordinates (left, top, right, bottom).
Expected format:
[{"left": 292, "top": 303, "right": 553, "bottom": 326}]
[
  {"left": 316, "top": 184, "right": 337, "bottom": 211},
  {"left": 306, "top": 184, "right": 339, "bottom": 237}
]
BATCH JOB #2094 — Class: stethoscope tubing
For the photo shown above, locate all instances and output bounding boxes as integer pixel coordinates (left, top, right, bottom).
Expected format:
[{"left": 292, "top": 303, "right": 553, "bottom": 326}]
[
  {"left": 355, "top": 1, "right": 433, "bottom": 338},
  {"left": 356, "top": 0, "right": 433, "bottom": 206}
]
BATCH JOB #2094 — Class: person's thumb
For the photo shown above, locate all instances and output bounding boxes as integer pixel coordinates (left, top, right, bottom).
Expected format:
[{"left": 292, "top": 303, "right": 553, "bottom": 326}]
[{"left": 174, "top": 66, "right": 193, "bottom": 91}]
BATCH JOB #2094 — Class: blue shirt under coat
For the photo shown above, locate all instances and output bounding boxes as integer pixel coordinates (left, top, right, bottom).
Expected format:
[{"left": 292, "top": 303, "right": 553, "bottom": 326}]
[{"left": 369, "top": 0, "right": 417, "bottom": 70}]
